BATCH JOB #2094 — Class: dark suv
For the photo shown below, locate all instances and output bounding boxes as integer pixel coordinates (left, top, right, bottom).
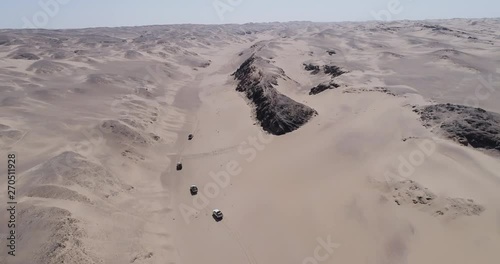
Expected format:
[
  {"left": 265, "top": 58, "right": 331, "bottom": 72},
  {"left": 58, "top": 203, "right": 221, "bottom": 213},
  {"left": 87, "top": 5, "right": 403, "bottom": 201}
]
[
  {"left": 212, "top": 209, "right": 223, "bottom": 222},
  {"left": 190, "top": 185, "right": 198, "bottom": 195}
]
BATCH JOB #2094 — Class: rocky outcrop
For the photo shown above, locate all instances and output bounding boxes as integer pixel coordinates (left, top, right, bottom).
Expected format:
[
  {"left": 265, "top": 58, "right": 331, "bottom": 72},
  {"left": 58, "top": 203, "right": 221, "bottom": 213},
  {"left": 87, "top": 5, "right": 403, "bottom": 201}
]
[
  {"left": 304, "top": 63, "right": 347, "bottom": 95},
  {"left": 382, "top": 180, "right": 485, "bottom": 218},
  {"left": 233, "top": 56, "right": 317, "bottom": 135},
  {"left": 326, "top": 49, "right": 336, "bottom": 55},
  {"left": 421, "top": 24, "right": 453, "bottom": 32},
  {"left": 343, "top": 87, "right": 396, "bottom": 96},
  {"left": 323, "top": 65, "right": 347, "bottom": 78},
  {"left": 309, "top": 82, "right": 340, "bottom": 95},
  {"left": 303, "top": 63, "right": 347, "bottom": 78},
  {"left": 303, "top": 63, "right": 321, "bottom": 74},
  {"left": 416, "top": 104, "right": 500, "bottom": 153}
]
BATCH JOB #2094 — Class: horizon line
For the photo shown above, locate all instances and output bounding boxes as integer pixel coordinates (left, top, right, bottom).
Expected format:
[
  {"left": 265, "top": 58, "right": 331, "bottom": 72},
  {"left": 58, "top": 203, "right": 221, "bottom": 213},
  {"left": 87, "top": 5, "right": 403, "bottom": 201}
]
[{"left": 1, "top": 16, "right": 499, "bottom": 31}]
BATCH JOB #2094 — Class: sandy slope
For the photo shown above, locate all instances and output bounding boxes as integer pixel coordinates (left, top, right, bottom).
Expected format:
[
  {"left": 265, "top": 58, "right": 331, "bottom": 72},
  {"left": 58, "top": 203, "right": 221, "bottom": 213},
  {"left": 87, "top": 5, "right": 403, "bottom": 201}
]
[{"left": 0, "top": 19, "right": 500, "bottom": 264}]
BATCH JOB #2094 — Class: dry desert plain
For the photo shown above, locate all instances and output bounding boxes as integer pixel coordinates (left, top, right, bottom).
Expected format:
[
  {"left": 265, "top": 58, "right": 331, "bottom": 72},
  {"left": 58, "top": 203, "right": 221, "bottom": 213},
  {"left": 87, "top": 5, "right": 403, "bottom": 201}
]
[{"left": 0, "top": 18, "right": 500, "bottom": 264}]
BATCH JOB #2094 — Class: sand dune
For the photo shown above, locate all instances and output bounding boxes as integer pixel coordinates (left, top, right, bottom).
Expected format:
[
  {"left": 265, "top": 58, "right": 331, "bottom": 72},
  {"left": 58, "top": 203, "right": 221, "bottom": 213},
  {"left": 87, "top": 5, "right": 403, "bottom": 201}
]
[
  {"left": 22, "top": 151, "right": 133, "bottom": 198},
  {"left": 0, "top": 18, "right": 500, "bottom": 264}
]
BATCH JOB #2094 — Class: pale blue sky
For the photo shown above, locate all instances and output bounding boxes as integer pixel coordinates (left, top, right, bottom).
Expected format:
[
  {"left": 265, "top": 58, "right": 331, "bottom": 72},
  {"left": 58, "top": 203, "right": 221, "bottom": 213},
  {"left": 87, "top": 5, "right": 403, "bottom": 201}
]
[{"left": 0, "top": 0, "right": 498, "bottom": 29}]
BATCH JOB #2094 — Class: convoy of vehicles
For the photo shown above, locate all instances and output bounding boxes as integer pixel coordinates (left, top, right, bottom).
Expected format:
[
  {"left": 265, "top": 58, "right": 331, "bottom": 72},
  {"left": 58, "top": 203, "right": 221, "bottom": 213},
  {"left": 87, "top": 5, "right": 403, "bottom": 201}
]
[{"left": 179, "top": 133, "right": 223, "bottom": 222}]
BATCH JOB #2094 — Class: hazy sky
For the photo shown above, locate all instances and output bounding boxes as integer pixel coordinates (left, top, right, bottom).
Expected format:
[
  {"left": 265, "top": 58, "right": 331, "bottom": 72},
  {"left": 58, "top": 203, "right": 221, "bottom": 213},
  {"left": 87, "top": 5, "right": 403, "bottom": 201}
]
[{"left": 0, "top": 0, "right": 498, "bottom": 29}]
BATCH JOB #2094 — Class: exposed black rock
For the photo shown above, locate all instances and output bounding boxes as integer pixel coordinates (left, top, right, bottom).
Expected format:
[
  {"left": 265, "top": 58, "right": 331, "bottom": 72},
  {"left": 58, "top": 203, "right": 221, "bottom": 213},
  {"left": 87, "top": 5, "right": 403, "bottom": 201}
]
[
  {"left": 422, "top": 24, "right": 453, "bottom": 32},
  {"left": 342, "top": 87, "right": 396, "bottom": 96},
  {"left": 309, "top": 82, "right": 340, "bottom": 95},
  {"left": 304, "top": 62, "right": 347, "bottom": 96},
  {"left": 12, "top": 52, "right": 40, "bottom": 60},
  {"left": 417, "top": 104, "right": 500, "bottom": 153},
  {"left": 326, "top": 50, "right": 336, "bottom": 55},
  {"left": 323, "top": 65, "right": 347, "bottom": 78},
  {"left": 303, "top": 63, "right": 347, "bottom": 78},
  {"left": 303, "top": 63, "right": 321, "bottom": 74},
  {"left": 233, "top": 56, "right": 318, "bottom": 135}
]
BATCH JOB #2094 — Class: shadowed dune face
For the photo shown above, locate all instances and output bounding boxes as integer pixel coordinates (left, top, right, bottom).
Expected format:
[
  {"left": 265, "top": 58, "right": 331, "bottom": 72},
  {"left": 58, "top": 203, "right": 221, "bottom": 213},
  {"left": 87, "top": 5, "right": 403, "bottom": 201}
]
[
  {"left": 25, "top": 151, "right": 132, "bottom": 198},
  {"left": 50, "top": 50, "right": 73, "bottom": 59},
  {"left": 85, "top": 73, "right": 126, "bottom": 85},
  {"left": 0, "top": 19, "right": 500, "bottom": 264},
  {"left": 17, "top": 205, "right": 97, "bottom": 264},
  {"left": 0, "top": 129, "right": 24, "bottom": 149},
  {"left": 124, "top": 50, "right": 143, "bottom": 59},
  {"left": 27, "top": 60, "right": 69, "bottom": 74},
  {"left": 100, "top": 120, "right": 150, "bottom": 146},
  {"left": 25, "top": 185, "right": 93, "bottom": 204},
  {"left": 12, "top": 52, "right": 40, "bottom": 60}
]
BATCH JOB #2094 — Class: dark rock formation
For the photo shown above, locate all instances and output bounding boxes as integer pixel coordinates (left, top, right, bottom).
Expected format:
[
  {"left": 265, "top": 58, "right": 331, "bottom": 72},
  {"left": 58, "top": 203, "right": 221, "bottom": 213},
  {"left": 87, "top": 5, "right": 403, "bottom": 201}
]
[
  {"left": 303, "top": 63, "right": 321, "bottom": 74},
  {"left": 416, "top": 104, "right": 500, "bottom": 153},
  {"left": 304, "top": 64, "right": 346, "bottom": 77},
  {"left": 323, "top": 65, "right": 347, "bottom": 78},
  {"left": 422, "top": 24, "right": 453, "bottom": 32},
  {"left": 233, "top": 56, "right": 317, "bottom": 135},
  {"left": 309, "top": 82, "right": 340, "bottom": 95},
  {"left": 343, "top": 87, "right": 396, "bottom": 96},
  {"left": 326, "top": 49, "right": 336, "bottom": 55},
  {"left": 304, "top": 63, "right": 347, "bottom": 95}
]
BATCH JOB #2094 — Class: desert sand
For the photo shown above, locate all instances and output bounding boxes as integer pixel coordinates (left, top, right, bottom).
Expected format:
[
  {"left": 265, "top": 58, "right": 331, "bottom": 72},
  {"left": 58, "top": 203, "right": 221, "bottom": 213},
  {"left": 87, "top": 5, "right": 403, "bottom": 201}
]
[{"left": 0, "top": 19, "right": 500, "bottom": 264}]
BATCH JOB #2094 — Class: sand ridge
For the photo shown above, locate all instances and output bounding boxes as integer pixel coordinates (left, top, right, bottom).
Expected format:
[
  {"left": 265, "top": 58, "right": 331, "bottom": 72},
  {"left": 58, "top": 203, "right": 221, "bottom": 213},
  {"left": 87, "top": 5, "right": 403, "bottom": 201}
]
[{"left": 0, "top": 19, "right": 499, "bottom": 264}]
